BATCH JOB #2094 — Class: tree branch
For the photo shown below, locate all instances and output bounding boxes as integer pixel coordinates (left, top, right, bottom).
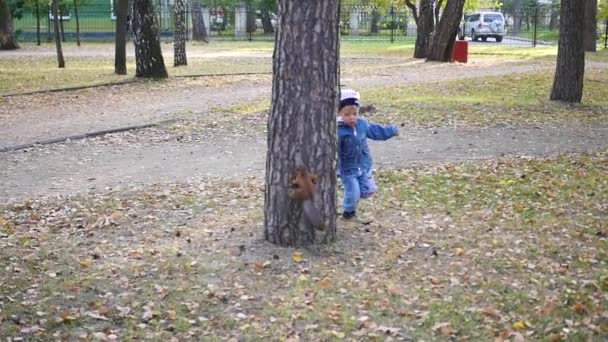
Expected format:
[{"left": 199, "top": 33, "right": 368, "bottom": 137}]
[{"left": 405, "top": 0, "right": 419, "bottom": 25}]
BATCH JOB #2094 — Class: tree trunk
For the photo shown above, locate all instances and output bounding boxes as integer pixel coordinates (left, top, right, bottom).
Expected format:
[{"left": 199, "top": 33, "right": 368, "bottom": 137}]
[
  {"left": 265, "top": 0, "right": 339, "bottom": 246},
  {"left": 132, "top": 0, "right": 168, "bottom": 78},
  {"left": 52, "top": 0, "right": 65, "bottom": 67},
  {"left": 550, "top": 0, "right": 585, "bottom": 103},
  {"left": 549, "top": 1, "right": 559, "bottom": 30},
  {"left": 584, "top": 0, "right": 597, "bottom": 52},
  {"left": 60, "top": 11, "right": 65, "bottom": 42},
  {"left": 261, "top": 8, "right": 274, "bottom": 33},
  {"left": 0, "top": 0, "right": 19, "bottom": 49},
  {"left": 174, "top": 0, "right": 187, "bottom": 66},
  {"left": 114, "top": 0, "right": 129, "bottom": 75},
  {"left": 427, "top": 0, "right": 465, "bottom": 62},
  {"left": 512, "top": 0, "right": 522, "bottom": 34},
  {"left": 246, "top": 3, "right": 256, "bottom": 33},
  {"left": 36, "top": 0, "right": 40, "bottom": 45},
  {"left": 74, "top": 0, "right": 80, "bottom": 46},
  {"left": 370, "top": 8, "right": 380, "bottom": 34},
  {"left": 191, "top": 1, "right": 208, "bottom": 42},
  {"left": 407, "top": 0, "right": 434, "bottom": 59}
]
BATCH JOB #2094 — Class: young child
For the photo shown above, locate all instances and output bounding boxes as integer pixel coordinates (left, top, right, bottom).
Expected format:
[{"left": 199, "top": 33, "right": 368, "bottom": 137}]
[{"left": 337, "top": 88, "right": 399, "bottom": 220}]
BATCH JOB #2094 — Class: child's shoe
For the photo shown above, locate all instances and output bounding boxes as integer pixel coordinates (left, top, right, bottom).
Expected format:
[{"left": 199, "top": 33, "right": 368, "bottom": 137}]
[{"left": 342, "top": 210, "right": 357, "bottom": 220}]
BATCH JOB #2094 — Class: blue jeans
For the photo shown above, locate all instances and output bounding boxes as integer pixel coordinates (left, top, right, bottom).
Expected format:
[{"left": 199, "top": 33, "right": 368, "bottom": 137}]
[{"left": 340, "top": 170, "right": 377, "bottom": 213}]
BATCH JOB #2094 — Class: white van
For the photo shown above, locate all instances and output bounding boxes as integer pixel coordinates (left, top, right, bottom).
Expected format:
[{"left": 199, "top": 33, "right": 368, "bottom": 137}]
[{"left": 464, "top": 12, "right": 506, "bottom": 42}]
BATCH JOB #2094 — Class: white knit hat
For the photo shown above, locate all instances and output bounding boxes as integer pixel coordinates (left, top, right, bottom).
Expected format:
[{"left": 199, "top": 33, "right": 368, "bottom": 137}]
[{"left": 339, "top": 88, "right": 360, "bottom": 109}]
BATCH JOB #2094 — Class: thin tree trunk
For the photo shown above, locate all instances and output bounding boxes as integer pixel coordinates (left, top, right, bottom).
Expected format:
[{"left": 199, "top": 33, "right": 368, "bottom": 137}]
[
  {"left": 36, "top": 0, "right": 41, "bottom": 45},
  {"left": 265, "top": 0, "right": 340, "bottom": 246},
  {"left": 60, "top": 12, "right": 65, "bottom": 42},
  {"left": 114, "top": 0, "right": 129, "bottom": 74},
  {"left": 370, "top": 8, "right": 380, "bottom": 34},
  {"left": 0, "top": 0, "right": 19, "bottom": 49},
  {"left": 132, "top": 0, "right": 168, "bottom": 78},
  {"left": 74, "top": 0, "right": 80, "bottom": 46},
  {"left": 427, "top": 0, "right": 465, "bottom": 62},
  {"left": 584, "top": 0, "right": 597, "bottom": 52},
  {"left": 406, "top": 0, "right": 434, "bottom": 59},
  {"left": 52, "top": 0, "right": 65, "bottom": 67},
  {"left": 551, "top": 0, "right": 585, "bottom": 103},
  {"left": 191, "top": 1, "right": 208, "bottom": 42},
  {"left": 512, "top": 0, "right": 522, "bottom": 34},
  {"left": 549, "top": 1, "right": 559, "bottom": 30},
  {"left": 174, "top": 0, "right": 187, "bottom": 66}
]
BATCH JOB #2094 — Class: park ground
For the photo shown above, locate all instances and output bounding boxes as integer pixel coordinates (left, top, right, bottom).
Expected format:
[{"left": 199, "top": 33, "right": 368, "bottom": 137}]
[{"left": 0, "top": 41, "right": 607, "bottom": 341}]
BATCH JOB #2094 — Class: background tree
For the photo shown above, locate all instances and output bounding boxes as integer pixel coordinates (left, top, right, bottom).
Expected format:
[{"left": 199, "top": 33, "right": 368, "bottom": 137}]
[
  {"left": 132, "top": 0, "right": 168, "bottom": 78},
  {"left": 51, "top": 0, "right": 65, "bottom": 67},
  {"left": 191, "top": 1, "right": 209, "bottom": 42},
  {"left": 114, "top": 0, "right": 129, "bottom": 74},
  {"left": 258, "top": 0, "right": 276, "bottom": 33},
  {"left": 584, "top": 0, "right": 597, "bottom": 51},
  {"left": 550, "top": 0, "right": 585, "bottom": 102},
  {"left": 73, "top": 0, "right": 80, "bottom": 46},
  {"left": 405, "top": 0, "right": 434, "bottom": 58},
  {"left": 427, "top": 0, "right": 466, "bottom": 62},
  {"left": 265, "top": 0, "right": 340, "bottom": 246},
  {"left": 174, "top": 0, "right": 187, "bottom": 66},
  {"left": 0, "top": 0, "right": 19, "bottom": 49}
]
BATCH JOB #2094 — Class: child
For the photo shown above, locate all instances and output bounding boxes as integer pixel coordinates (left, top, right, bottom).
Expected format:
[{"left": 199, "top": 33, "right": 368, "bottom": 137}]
[{"left": 337, "top": 89, "right": 399, "bottom": 220}]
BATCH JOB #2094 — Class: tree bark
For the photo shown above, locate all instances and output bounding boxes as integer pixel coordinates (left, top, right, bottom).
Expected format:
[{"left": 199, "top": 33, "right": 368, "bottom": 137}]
[
  {"left": 584, "top": 0, "right": 597, "bottom": 52},
  {"left": 406, "top": 0, "right": 434, "bottom": 58},
  {"left": 265, "top": 0, "right": 340, "bottom": 246},
  {"left": 549, "top": 1, "right": 559, "bottom": 30},
  {"left": 512, "top": 0, "right": 522, "bottom": 34},
  {"left": 261, "top": 8, "right": 274, "bottom": 33},
  {"left": 370, "top": 8, "right": 380, "bottom": 34},
  {"left": 0, "top": 0, "right": 19, "bottom": 49},
  {"left": 132, "top": 0, "right": 168, "bottom": 78},
  {"left": 114, "top": 0, "right": 129, "bottom": 75},
  {"left": 427, "top": 0, "right": 465, "bottom": 62},
  {"left": 551, "top": 0, "right": 585, "bottom": 103},
  {"left": 174, "top": 0, "right": 187, "bottom": 66},
  {"left": 191, "top": 1, "right": 208, "bottom": 42},
  {"left": 52, "top": 0, "right": 65, "bottom": 67},
  {"left": 74, "top": 0, "right": 81, "bottom": 46}
]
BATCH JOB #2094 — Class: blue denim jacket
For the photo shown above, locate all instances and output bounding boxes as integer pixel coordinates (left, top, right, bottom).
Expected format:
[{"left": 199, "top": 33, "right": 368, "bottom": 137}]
[{"left": 337, "top": 118, "right": 398, "bottom": 177}]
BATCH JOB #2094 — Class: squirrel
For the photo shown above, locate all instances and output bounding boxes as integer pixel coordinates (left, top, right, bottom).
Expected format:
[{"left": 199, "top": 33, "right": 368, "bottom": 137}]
[{"left": 288, "top": 167, "right": 324, "bottom": 229}]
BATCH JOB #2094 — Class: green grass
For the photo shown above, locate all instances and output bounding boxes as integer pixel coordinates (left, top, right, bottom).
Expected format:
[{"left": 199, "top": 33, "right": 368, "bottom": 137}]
[{"left": 362, "top": 68, "right": 608, "bottom": 126}]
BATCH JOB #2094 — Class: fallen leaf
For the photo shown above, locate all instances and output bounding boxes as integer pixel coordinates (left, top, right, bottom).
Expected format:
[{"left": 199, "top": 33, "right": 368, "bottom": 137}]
[
  {"left": 573, "top": 302, "right": 587, "bottom": 314},
  {"left": 481, "top": 306, "right": 501, "bottom": 319},
  {"left": 331, "top": 330, "right": 345, "bottom": 338},
  {"left": 167, "top": 310, "right": 176, "bottom": 320},
  {"left": 292, "top": 252, "right": 303, "bottom": 263},
  {"left": 319, "top": 277, "right": 331, "bottom": 288},
  {"left": 512, "top": 320, "right": 526, "bottom": 330},
  {"left": 387, "top": 284, "right": 402, "bottom": 296},
  {"left": 455, "top": 247, "right": 465, "bottom": 256}
]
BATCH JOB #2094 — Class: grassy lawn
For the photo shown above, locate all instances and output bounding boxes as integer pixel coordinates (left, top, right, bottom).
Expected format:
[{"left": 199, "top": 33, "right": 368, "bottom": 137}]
[{"left": 1, "top": 151, "right": 606, "bottom": 340}]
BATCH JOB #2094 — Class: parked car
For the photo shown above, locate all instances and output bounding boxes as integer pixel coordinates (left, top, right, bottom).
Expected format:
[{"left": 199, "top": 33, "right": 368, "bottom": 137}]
[{"left": 463, "top": 12, "right": 506, "bottom": 42}]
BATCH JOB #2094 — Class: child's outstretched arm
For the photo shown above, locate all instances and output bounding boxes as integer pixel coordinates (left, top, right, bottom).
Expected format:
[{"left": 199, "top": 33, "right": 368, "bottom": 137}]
[{"left": 365, "top": 121, "right": 399, "bottom": 141}]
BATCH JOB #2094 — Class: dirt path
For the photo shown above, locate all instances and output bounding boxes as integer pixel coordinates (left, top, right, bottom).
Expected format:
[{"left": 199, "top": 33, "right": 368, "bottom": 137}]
[
  {"left": 1, "top": 56, "right": 569, "bottom": 148},
  {"left": 2, "top": 123, "right": 607, "bottom": 201}
]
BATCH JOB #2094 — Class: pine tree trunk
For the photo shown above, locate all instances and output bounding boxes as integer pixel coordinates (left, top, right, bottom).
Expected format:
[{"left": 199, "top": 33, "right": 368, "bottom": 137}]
[
  {"left": 584, "top": 0, "right": 597, "bottom": 52},
  {"left": 114, "top": 0, "right": 129, "bottom": 75},
  {"left": 550, "top": 0, "right": 585, "bottom": 103},
  {"left": 132, "top": 0, "right": 168, "bottom": 78},
  {"left": 174, "top": 0, "right": 187, "bottom": 66},
  {"left": 74, "top": 0, "right": 81, "bottom": 46},
  {"left": 191, "top": 1, "right": 208, "bottom": 42},
  {"left": 261, "top": 8, "right": 274, "bottom": 33},
  {"left": 426, "top": 0, "right": 465, "bottom": 62},
  {"left": 52, "top": 0, "right": 65, "bottom": 67},
  {"left": 265, "top": 0, "right": 339, "bottom": 246},
  {"left": 0, "top": 0, "right": 19, "bottom": 49}
]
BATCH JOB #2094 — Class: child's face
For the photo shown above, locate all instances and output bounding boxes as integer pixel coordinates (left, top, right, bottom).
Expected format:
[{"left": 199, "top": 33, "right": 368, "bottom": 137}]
[{"left": 339, "top": 105, "right": 359, "bottom": 128}]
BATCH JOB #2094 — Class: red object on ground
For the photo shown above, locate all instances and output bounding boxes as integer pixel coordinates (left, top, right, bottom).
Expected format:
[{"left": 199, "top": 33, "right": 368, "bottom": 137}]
[{"left": 451, "top": 40, "right": 468, "bottom": 63}]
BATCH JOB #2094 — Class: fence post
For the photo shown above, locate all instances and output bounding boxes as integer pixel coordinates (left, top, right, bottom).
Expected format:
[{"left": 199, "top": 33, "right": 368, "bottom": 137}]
[{"left": 533, "top": 6, "right": 538, "bottom": 47}]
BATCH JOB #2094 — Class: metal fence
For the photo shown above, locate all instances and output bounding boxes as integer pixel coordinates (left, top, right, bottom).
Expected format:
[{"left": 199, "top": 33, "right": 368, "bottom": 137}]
[{"left": 11, "top": 2, "right": 608, "bottom": 49}]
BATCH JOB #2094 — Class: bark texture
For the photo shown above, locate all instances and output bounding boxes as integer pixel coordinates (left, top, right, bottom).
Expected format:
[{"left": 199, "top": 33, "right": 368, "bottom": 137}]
[
  {"left": 114, "top": 0, "right": 129, "bottom": 75},
  {"left": 0, "top": 0, "right": 19, "bottom": 49},
  {"left": 74, "top": 0, "right": 81, "bottom": 46},
  {"left": 406, "top": 0, "right": 434, "bottom": 58},
  {"left": 426, "top": 0, "right": 465, "bottom": 62},
  {"left": 265, "top": 0, "right": 340, "bottom": 246},
  {"left": 191, "top": 1, "right": 209, "bottom": 42},
  {"left": 551, "top": 0, "right": 585, "bottom": 103},
  {"left": 174, "top": 0, "right": 187, "bottom": 66},
  {"left": 584, "top": 0, "right": 597, "bottom": 52},
  {"left": 132, "top": 0, "right": 168, "bottom": 78},
  {"left": 52, "top": 0, "right": 65, "bottom": 67}
]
